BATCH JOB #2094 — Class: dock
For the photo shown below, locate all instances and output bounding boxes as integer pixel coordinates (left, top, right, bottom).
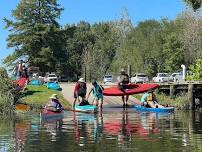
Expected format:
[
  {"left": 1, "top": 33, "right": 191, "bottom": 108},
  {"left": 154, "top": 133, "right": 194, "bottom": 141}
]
[
  {"left": 60, "top": 83, "right": 141, "bottom": 107},
  {"left": 158, "top": 81, "right": 202, "bottom": 110}
]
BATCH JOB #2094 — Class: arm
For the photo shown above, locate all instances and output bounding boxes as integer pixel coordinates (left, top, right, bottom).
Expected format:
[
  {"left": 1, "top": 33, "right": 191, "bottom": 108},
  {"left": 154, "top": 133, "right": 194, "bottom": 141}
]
[
  {"left": 74, "top": 83, "right": 79, "bottom": 97},
  {"left": 87, "top": 88, "right": 93, "bottom": 99}
]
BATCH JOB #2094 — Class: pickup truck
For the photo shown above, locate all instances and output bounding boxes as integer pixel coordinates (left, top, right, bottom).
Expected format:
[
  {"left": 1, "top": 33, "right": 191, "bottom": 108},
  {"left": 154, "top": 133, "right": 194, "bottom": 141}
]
[{"left": 152, "top": 73, "right": 173, "bottom": 83}]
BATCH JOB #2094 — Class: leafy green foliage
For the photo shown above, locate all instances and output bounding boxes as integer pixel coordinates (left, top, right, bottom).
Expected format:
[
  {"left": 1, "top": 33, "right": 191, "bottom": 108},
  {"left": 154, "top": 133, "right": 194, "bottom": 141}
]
[
  {"left": 0, "top": 67, "right": 15, "bottom": 115},
  {"left": 187, "top": 59, "right": 202, "bottom": 80},
  {"left": 3, "top": 2, "right": 202, "bottom": 81},
  {"left": 4, "top": 0, "right": 63, "bottom": 72}
]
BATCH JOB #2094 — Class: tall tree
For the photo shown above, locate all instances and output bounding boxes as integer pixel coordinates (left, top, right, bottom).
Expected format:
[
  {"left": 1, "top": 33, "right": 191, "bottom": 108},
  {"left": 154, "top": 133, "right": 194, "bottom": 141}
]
[
  {"left": 183, "top": 0, "right": 202, "bottom": 11},
  {"left": 3, "top": 0, "right": 63, "bottom": 72}
]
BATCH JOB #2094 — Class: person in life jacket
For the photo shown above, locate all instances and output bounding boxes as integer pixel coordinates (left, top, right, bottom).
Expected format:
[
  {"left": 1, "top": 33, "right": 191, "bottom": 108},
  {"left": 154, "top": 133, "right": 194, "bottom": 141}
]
[
  {"left": 117, "top": 68, "right": 130, "bottom": 107},
  {"left": 140, "top": 89, "right": 164, "bottom": 108},
  {"left": 45, "top": 94, "right": 63, "bottom": 112},
  {"left": 73, "top": 78, "right": 87, "bottom": 109},
  {"left": 87, "top": 81, "right": 104, "bottom": 109}
]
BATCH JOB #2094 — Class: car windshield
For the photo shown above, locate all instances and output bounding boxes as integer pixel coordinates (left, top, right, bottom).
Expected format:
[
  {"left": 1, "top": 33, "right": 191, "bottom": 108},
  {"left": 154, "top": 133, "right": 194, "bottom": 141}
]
[
  {"left": 49, "top": 74, "right": 56, "bottom": 77},
  {"left": 137, "top": 74, "right": 147, "bottom": 77},
  {"left": 104, "top": 75, "right": 112, "bottom": 78},
  {"left": 159, "top": 73, "right": 169, "bottom": 77}
]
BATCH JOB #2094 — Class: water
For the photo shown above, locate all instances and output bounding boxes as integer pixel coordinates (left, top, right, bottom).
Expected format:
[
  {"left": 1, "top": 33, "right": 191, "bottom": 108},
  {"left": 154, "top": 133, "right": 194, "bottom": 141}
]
[{"left": 0, "top": 107, "right": 202, "bottom": 152}]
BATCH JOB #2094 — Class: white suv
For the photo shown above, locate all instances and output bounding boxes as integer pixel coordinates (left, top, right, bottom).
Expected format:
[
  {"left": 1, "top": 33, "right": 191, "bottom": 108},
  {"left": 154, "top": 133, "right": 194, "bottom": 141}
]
[
  {"left": 153, "top": 73, "right": 173, "bottom": 83},
  {"left": 131, "top": 73, "right": 149, "bottom": 84},
  {"left": 44, "top": 73, "right": 58, "bottom": 83}
]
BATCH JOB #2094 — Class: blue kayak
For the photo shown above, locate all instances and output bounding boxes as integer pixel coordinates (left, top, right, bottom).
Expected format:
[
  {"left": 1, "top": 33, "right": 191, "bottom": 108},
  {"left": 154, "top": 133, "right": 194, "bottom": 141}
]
[
  {"left": 133, "top": 105, "right": 174, "bottom": 113},
  {"left": 30, "top": 79, "right": 41, "bottom": 85},
  {"left": 47, "top": 82, "right": 60, "bottom": 90},
  {"left": 75, "top": 105, "right": 98, "bottom": 113}
]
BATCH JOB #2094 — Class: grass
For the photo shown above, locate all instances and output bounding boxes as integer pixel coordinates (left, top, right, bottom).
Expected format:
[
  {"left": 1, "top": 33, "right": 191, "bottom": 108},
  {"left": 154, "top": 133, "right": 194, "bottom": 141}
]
[
  {"left": 133, "top": 92, "right": 190, "bottom": 110},
  {"left": 19, "top": 85, "right": 71, "bottom": 109}
]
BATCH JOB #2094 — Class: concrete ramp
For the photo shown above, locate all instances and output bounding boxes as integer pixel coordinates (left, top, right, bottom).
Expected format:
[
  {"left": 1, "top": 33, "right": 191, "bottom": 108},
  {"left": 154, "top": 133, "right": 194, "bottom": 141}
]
[{"left": 60, "top": 83, "right": 141, "bottom": 106}]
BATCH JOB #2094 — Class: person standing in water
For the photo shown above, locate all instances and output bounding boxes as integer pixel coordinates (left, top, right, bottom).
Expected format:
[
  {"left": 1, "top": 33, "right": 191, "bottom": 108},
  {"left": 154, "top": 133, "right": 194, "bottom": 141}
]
[
  {"left": 87, "top": 81, "right": 104, "bottom": 110},
  {"left": 117, "top": 68, "right": 130, "bottom": 107}
]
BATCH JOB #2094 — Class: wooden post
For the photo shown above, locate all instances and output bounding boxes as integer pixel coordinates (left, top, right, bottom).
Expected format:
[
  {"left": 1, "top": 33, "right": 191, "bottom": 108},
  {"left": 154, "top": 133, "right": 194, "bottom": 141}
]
[
  {"left": 128, "top": 65, "right": 131, "bottom": 79},
  {"left": 84, "top": 66, "right": 87, "bottom": 82},
  {"left": 170, "top": 85, "right": 175, "bottom": 98},
  {"left": 188, "top": 84, "right": 195, "bottom": 110}
]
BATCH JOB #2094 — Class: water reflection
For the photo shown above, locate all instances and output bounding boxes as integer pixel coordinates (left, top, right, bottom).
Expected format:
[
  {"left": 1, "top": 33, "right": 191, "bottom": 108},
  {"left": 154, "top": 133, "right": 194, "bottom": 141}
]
[{"left": 0, "top": 109, "right": 202, "bottom": 152}]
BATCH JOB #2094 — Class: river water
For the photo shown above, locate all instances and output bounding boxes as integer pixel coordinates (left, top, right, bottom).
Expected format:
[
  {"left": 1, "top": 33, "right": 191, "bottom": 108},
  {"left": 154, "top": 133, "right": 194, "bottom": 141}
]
[{"left": 0, "top": 107, "right": 202, "bottom": 152}]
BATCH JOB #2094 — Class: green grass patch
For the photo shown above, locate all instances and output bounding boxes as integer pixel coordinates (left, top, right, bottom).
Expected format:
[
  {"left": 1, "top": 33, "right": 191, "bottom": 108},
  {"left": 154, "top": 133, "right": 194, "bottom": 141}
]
[
  {"left": 19, "top": 85, "right": 70, "bottom": 109},
  {"left": 133, "top": 93, "right": 190, "bottom": 109}
]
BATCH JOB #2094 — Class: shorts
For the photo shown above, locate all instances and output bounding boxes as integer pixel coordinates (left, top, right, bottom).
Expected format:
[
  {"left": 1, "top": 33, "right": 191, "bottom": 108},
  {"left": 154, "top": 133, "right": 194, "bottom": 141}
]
[
  {"left": 74, "top": 92, "right": 86, "bottom": 98},
  {"left": 95, "top": 95, "right": 103, "bottom": 101}
]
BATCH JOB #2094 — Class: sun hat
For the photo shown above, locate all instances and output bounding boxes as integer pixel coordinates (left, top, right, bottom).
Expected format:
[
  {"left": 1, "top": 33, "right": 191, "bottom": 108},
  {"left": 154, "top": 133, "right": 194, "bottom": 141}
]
[
  {"left": 120, "top": 68, "right": 126, "bottom": 73},
  {"left": 78, "top": 78, "right": 85, "bottom": 83},
  {"left": 49, "top": 94, "right": 58, "bottom": 99}
]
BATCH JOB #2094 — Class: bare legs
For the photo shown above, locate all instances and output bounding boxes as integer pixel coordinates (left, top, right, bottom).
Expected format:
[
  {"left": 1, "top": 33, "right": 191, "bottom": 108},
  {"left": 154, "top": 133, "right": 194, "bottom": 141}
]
[
  {"left": 122, "top": 95, "right": 129, "bottom": 106},
  {"left": 147, "top": 101, "right": 164, "bottom": 108}
]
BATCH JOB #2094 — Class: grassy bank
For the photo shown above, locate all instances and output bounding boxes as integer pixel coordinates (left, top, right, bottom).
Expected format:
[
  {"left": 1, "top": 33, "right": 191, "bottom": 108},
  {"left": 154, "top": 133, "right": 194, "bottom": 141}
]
[
  {"left": 134, "top": 93, "right": 190, "bottom": 110},
  {"left": 19, "top": 85, "right": 70, "bottom": 109}
]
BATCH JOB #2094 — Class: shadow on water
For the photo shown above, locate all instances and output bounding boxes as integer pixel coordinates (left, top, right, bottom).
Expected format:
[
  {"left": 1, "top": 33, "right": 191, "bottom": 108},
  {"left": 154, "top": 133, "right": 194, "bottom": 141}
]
[{"left": 0, "top": 107, "right": 202, "bottom": 152}]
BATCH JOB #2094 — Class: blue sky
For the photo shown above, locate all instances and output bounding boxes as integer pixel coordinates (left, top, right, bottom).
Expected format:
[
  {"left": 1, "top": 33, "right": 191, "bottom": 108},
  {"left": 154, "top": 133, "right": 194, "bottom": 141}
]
[{"left": 0, "top": 0, "right": 186, "bottom": 65}]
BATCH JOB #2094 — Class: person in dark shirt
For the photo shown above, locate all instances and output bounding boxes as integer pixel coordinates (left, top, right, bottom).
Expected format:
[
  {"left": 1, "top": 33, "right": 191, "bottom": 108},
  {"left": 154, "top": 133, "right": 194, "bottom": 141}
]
[{"left": 118, "top": 68, "right": 130, "bottom": 107}]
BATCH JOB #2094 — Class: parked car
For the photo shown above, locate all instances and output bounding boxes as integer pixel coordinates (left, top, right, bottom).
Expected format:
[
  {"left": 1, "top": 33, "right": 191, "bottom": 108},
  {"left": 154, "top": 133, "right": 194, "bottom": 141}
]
[
  {"left": 58, "top": 75, "right": 69, "bottom": 82},
  {"left": 171, "top": 72, "right": 183, "bottom": 82},
  {"left": 103, "top": 75, "right": 113, "bottom": 83},
  {"left": 131, "top": 73, "right": 149, "bottom": 84},
  {"left": 153, "top": 73, "right": 173, "bottom": 83},
  {"left": 44, "top": 73, "right": 58, "bottom": 83}
]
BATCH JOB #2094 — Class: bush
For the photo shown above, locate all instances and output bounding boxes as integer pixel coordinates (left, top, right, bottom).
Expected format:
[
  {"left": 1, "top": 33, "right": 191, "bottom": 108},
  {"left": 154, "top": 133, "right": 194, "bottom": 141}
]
[{"left": 0, "top": 67, "right": 15, "bottom": 115}]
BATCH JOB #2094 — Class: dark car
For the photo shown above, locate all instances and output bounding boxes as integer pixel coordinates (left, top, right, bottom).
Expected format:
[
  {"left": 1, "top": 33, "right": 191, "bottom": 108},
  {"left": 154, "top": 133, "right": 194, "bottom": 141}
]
[{"left": 58, "top": 75, "right": 69, "bottom": 82}]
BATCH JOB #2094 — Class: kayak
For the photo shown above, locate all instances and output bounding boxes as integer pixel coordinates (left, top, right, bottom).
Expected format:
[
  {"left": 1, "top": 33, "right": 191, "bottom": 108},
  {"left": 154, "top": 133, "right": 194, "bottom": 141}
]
[
  {"left": 16, "top": 77, "right": 28, "bottom": 88},
  {"left": 74, "top": 105, "right": 98, "bottom": 113},
  {"left": 30, "top": 79, "right": 41, "bottom": 85},
  {"left": 46, "top": 82, "right": 60, "bottom": 90},
  {"left": 103, "top": 83, "right": 159, "bottom": 96},
  {"left": 75, "top": 112, "right": 96, "bottom": 122},
  {"left": 133, "top": 105, "right": 175, "bottom": 113},
  {"left": 40, "top": 109, "right": 64, "bottom": 121}
]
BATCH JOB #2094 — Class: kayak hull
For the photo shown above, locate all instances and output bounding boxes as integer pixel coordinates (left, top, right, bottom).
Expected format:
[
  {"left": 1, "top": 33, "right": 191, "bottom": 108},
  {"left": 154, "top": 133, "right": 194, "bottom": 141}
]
[
  {"left": 75, "top": 105, "right": 98, "bottom": 113},
  {"left": 40, "top": 109, "right": 64, "bottom": 121},
  {"left": 103, "top": 83, "right": 159, "bottom": 96},
  {"left": 46, "top": 82, "right": 60, "bottom": 90},
  {"left": 133, "top": 105, "right": 175, "bottom": 113}
]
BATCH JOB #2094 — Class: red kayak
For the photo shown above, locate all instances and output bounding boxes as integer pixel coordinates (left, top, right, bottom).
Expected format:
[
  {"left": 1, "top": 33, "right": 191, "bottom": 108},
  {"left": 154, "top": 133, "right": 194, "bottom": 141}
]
[
  {"left": 40, "top": 109, "right": 64, "bottom": 121},
  {"left": 103, "top": 83, "right": 159, "bottom": 96}
]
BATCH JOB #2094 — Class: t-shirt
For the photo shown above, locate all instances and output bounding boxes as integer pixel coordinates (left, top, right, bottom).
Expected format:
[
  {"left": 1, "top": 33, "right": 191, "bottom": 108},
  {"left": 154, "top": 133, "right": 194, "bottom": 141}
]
[
  {"left": 118, "top": 74, "right": 129, "bottom": 84},
  {"left": 92, "top": 84, "right": 104, "bottom": 97}
]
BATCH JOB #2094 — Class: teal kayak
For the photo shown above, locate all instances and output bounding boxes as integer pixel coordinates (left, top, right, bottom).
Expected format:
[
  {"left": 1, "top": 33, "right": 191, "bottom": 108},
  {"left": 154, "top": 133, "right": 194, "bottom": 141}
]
[
  {"left": 46, "top": 82, "right": 60, "bottom": 90},
  {"left": 75, "top": 105, "right": 98, "bottom": 113},
  {"left": 133, "top": 105, "right": 174, "bottom": 113},
  {"left": 30, "top": 79, "right": 41, "bottom": 85}
]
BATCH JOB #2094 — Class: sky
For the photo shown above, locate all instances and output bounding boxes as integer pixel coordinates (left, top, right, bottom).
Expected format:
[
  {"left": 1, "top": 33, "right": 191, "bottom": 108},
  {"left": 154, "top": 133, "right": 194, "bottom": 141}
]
[{"left": 0, "top": 0, "right": 187, "bottom": 65}]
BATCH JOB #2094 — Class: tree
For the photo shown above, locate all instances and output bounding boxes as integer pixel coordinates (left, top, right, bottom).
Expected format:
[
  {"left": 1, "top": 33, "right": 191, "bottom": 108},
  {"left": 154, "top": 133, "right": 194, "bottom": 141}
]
[
  {"left": 3, "top": 0, "right": 63, "bottom": 72},
  {"left": 183, "top": 0, "right": 202, "bottom": 11}
]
